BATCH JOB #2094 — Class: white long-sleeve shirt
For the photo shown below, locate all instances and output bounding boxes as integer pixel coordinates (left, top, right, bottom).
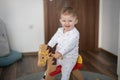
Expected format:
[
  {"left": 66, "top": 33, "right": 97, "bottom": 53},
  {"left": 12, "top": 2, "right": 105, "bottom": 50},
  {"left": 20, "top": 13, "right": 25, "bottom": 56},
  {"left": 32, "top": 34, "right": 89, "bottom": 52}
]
[{"left": 48, "top": 27, "right": 80, "bottom": 58}]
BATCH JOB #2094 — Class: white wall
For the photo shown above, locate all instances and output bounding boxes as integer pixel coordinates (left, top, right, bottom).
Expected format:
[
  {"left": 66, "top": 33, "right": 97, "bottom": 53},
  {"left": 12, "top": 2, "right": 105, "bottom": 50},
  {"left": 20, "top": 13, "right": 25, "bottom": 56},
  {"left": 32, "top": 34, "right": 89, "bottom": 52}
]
[
  {"left": 0, "top": 0, "right": 44, "bottom": 52},
  {"left": 0, "top": 0, "right": 119, "bottom": 54},
  {"left": 117, "top": 5, "right": 120, "bottom": 77},
  {"left": 99, "top": 0, "right": 119, "bottom": 55}
]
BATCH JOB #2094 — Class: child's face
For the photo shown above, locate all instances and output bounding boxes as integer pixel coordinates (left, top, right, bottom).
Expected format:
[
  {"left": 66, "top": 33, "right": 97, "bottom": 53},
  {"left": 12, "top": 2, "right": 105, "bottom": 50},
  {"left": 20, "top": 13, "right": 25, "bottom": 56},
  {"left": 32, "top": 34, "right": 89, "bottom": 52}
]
[{"left": 60, "top": 14, "right": 78, "bottom": 32}]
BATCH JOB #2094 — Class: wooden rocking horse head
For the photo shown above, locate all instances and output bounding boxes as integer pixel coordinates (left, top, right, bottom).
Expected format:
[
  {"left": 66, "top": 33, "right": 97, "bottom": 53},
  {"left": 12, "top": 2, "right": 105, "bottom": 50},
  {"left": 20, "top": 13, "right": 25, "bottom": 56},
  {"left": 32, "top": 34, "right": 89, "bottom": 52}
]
[
  {"left": 37, "top": 44, "right": 56, "bottom": 67},
  {"left": 37, "top": 44, "right": 49, "bottom": 67}
]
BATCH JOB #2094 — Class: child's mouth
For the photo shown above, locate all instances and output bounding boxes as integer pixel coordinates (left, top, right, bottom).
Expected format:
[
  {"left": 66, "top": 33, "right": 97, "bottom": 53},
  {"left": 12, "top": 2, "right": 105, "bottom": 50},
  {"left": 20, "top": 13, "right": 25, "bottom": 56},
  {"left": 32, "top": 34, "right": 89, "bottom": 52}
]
[{"left": 65, "top": 26, "right": 70, "bottom": 27}]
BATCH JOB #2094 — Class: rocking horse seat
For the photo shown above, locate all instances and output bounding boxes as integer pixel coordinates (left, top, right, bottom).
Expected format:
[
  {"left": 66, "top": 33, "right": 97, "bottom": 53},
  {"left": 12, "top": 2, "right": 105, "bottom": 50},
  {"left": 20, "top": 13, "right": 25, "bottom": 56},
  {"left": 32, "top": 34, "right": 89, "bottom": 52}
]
[
  {"left": 50, "top": 63, "right": 82, "bottom": 76},
  {"left": 50, "top": 54, "right": 83, "bottom": 76}
]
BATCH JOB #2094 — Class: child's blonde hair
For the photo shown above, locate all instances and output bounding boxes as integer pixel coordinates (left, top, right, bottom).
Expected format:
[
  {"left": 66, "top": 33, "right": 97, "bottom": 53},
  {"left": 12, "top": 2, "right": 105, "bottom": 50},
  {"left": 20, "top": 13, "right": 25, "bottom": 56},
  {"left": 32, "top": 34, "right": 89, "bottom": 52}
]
[{"left": 60, "top": 7, "right": 77, "bottom": 18}]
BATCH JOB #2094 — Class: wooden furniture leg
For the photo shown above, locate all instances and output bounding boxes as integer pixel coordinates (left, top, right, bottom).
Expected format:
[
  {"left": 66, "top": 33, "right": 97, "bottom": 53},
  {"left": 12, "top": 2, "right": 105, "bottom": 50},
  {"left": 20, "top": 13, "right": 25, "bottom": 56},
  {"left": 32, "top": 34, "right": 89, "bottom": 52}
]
[
  {"left": 71, "top": 70, "right": 83, "bottom": 80},
  {"left": 69, "top": 74, "right": 74, "bottom": 80}
]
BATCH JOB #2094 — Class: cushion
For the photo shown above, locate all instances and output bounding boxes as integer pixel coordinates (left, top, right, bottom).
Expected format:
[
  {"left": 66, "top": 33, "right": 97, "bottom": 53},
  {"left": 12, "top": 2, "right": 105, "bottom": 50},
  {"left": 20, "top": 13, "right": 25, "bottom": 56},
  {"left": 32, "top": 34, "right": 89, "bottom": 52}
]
[
  {"left": 0, "top": 50, "right": 22, "bottom": 67},
  {"left": 0, "top": 19, "right": 10, "bottom": 57}
]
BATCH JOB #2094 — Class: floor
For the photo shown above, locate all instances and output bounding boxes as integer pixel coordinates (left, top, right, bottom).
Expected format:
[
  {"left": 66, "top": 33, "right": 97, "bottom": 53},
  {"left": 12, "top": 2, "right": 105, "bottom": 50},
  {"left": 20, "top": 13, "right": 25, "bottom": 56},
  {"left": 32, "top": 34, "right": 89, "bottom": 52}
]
[{"left": 0, "top": 49, "right": 118, "bottom": 80}]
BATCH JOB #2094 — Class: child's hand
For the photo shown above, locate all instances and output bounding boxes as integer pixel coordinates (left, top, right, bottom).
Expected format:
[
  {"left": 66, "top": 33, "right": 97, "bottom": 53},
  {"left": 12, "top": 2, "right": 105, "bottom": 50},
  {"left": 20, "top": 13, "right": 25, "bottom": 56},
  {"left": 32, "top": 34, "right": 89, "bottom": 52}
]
[{"left": 51, "top": 52, "right": 63, "bottom": 59}]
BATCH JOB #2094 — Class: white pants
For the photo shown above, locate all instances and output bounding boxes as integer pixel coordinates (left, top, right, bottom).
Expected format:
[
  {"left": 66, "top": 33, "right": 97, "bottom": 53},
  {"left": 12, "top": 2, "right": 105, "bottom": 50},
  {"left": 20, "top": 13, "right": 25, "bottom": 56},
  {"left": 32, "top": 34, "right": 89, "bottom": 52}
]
[{"left": 57, "top": 56, "right": 77, "bottom": 80}]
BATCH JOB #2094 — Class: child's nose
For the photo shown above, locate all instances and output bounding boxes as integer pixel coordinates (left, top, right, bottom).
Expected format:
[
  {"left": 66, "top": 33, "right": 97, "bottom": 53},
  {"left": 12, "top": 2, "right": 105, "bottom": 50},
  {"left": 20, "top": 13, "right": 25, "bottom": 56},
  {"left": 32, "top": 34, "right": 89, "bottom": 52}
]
[{"left": 65, "top": 22, "right": 69, "bottom": 25}]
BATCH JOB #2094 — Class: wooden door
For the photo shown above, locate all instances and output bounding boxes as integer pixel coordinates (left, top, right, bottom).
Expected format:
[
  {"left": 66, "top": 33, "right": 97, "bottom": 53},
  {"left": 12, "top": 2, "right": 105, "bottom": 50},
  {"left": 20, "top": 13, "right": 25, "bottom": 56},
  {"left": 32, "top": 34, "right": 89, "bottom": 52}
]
[{"left": 44, "top": 0, "right": 99, "bottom": 51}]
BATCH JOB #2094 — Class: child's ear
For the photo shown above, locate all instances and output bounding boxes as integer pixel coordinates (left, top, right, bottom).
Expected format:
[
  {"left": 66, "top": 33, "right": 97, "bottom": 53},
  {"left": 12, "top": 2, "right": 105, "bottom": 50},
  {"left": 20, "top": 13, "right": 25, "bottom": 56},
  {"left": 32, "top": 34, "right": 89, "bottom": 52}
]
[
  {"left": 59, "top": 19, "right": 61, "bottom": 23},
  {"left": 75, "top": 19, "right": 78, "bottom": 24}
]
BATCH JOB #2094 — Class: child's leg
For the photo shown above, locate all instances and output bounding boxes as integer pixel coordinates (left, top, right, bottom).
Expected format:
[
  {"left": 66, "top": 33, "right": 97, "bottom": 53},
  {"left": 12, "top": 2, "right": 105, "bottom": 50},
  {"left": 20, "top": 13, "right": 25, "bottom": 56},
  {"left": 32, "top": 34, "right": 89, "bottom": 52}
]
[{"left": 61, "top": 58, "right": 77, "bottom": 80}]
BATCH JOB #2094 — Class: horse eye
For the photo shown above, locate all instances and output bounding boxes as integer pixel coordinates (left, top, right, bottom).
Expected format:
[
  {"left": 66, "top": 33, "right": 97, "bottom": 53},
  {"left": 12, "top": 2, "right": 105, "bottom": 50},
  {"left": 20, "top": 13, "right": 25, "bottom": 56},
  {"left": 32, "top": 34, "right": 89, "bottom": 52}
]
[{"left": 42, "top": 57, "right": 44, "bottom": 59}]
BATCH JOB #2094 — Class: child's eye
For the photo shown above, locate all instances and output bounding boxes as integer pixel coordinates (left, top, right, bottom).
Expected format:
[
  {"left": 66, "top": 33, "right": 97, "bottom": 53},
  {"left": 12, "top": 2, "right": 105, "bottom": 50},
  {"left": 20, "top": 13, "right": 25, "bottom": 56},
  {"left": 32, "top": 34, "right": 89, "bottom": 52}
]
[
  {"left": 62, "top": 20, "right": 66, "bottom": 22},
  {"left": 68, "top": 20, "right": 72, "bottom": 22}
]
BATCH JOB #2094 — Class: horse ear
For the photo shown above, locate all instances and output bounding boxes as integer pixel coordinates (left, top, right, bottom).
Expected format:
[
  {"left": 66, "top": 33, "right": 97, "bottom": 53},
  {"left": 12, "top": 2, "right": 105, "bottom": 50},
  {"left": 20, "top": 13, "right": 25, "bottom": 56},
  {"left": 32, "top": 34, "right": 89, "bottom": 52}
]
[
  {"left": 46, "top": 49, "right": 49, "bottom": 54},
  {"left": 39, "top": 44, "right": 48, "bottom": 52}
]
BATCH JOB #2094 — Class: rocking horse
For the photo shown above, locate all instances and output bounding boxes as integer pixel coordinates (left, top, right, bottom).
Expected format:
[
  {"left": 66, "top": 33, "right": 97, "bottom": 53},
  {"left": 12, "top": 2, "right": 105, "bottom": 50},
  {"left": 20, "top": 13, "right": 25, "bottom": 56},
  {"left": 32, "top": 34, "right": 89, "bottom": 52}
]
[{"left": 38, "top": 44, "right": 83, "bottom": 80}]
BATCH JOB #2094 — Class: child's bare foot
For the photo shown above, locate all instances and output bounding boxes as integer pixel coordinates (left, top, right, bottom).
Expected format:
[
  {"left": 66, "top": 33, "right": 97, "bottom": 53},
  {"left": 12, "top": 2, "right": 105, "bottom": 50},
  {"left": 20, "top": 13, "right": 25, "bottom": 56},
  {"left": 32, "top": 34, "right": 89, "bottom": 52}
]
[
  {"left": 40, "top": 75, "right": 46, "bottom": 80},
  {"left": 40, "top": 78, "right": 45, "bottom": 80}
]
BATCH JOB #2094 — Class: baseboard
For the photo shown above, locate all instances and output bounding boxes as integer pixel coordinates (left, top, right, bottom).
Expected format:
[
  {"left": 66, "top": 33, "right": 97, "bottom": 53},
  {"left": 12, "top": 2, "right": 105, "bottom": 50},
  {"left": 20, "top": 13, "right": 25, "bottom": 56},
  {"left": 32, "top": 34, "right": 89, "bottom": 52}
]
[
  {"left": 22, "top": 52, "right": 38, "bottom": 56},
  {"left": 99, "top": 48, "right": 117, "bottom": 58}
]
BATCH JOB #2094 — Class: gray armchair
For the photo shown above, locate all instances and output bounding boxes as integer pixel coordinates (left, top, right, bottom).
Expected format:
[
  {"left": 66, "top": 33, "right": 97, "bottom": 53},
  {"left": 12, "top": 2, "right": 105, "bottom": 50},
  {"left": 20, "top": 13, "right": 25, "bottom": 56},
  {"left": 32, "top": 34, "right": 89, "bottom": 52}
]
[
  {"left": 0, "top": 19, "right": 10, "bottom": 57},
  {"left": 0, "top": 18, "right": 22, "bottom": 67}
]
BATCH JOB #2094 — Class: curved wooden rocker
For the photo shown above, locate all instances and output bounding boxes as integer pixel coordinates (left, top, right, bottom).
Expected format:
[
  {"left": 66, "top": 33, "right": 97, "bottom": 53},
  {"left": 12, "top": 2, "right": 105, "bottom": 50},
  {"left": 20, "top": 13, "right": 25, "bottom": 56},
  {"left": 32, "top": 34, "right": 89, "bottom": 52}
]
[{"left": 38, "top": 44, "right": 83, "bottom": 80}]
